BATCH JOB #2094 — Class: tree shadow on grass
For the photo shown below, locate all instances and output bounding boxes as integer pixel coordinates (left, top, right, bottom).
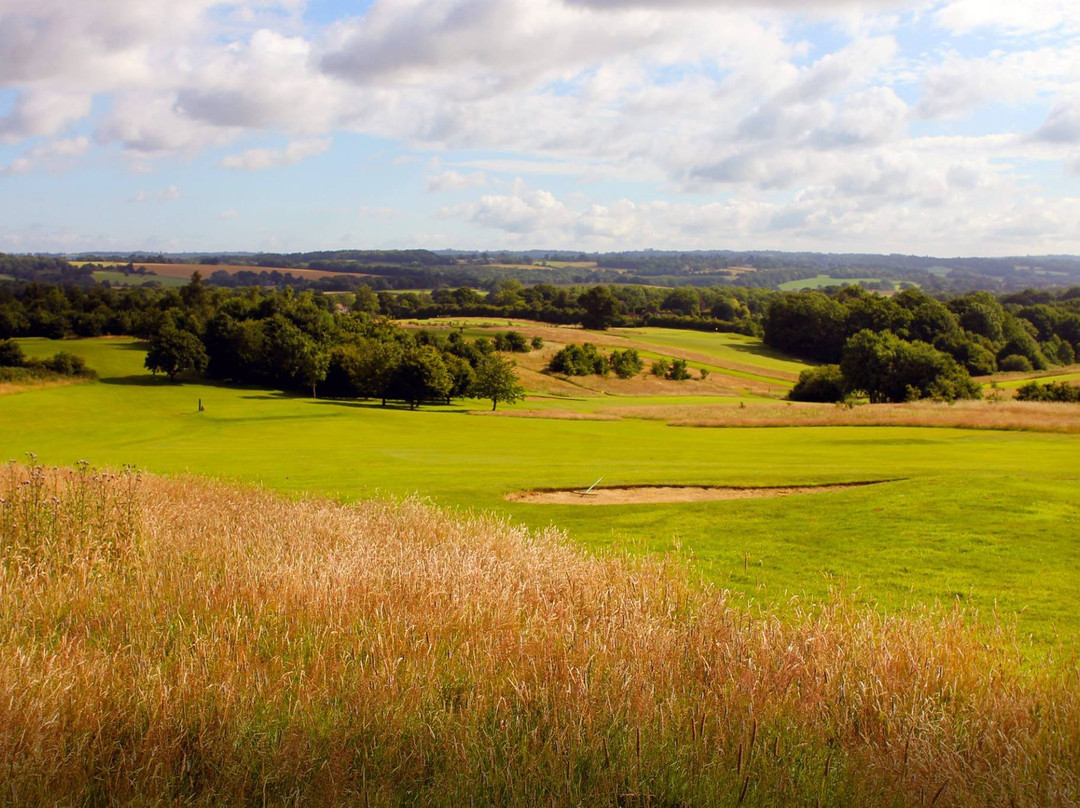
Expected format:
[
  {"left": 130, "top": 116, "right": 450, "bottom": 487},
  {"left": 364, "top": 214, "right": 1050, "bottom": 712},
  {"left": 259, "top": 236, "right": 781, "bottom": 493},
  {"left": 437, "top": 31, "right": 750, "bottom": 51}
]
[
  {"left": 99, "top": 373, "right": 254, "bottom": 389},
  {"left": 307, "top": 398, "right": 468, "bottom": 413}
]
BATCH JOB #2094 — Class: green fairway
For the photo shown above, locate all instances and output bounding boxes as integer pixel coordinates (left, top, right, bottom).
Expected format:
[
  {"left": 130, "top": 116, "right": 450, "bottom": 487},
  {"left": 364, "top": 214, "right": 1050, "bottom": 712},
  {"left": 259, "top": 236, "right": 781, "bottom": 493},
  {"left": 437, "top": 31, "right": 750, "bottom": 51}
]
[
  {"left": 4, "top": 337, "right": 1079, "bottom": 645},
  {"left": 990, "top": 371, "right": 1080, "bottom": 390}
]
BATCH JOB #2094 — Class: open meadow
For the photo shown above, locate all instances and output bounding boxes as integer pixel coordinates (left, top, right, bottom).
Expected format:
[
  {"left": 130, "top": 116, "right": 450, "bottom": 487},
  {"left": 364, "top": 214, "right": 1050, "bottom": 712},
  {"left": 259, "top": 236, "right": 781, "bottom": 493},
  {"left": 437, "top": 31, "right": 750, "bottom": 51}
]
[{"left": 3, "top": 333, "right": 1079, "bottom": 650}]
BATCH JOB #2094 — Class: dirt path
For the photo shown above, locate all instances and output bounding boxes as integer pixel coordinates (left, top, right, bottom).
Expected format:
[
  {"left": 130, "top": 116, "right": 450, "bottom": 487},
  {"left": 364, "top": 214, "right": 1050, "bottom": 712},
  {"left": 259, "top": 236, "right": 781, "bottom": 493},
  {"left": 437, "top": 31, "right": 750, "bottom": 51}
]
[{"left": 506, "top": 481, "right": 892, "bottom": 505}]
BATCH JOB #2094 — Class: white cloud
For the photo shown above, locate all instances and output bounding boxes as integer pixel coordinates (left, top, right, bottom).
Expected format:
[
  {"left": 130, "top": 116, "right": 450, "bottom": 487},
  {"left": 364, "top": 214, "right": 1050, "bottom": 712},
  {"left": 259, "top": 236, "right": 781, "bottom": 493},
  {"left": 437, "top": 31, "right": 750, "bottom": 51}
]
[
  {"left": 220, "top": 137, "right": 332, "bottom": 170},
  {"left": 218, "top": 209, "right": 239, "bottom": 219},
  {"left": 426, "top": 169, "right": 488, "bottom": 191},
  {"left": 0, "top": 91, "right": 93, "bottom": 143},
  {"left": 131, "top": 185, "right": 181, "bottom": 203},
  {"left": 0, "top": 135, "right": 90, "bottom": 176},
  {"left": 1, "top": 0, "right": 1080, "bottom": 254},
  {"left": 440, "top": 180, "right": 573, "bottom": 236},
  {"left": 934, "top": 0, "right": 1080, "bottom": 35}
]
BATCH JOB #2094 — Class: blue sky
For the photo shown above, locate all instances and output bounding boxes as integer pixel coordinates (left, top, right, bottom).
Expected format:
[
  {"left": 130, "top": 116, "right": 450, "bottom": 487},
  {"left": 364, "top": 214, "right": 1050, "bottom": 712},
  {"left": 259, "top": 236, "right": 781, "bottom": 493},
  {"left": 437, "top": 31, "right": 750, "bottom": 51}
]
[{"left": 1, "top": 0, "right": 1079, "bottom": 256}]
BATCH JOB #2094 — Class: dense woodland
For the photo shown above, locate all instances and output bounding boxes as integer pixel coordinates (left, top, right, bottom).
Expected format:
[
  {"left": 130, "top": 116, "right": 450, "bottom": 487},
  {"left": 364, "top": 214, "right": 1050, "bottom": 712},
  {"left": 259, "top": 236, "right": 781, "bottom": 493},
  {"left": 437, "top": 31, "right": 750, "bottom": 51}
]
[{"left": 2, "top": 257, "right": 1079, "bottom": 406}]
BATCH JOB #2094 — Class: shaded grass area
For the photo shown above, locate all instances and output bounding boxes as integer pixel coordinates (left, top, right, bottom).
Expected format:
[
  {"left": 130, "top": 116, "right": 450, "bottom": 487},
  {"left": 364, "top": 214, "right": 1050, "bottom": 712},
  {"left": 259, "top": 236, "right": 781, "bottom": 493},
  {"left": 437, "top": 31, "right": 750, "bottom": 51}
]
[
  {"left": 1, "top": 466, "right": 1077, "bottom": 806},
  {"left": 2, "top": 338, "right": 1078, "bottom": 646}
]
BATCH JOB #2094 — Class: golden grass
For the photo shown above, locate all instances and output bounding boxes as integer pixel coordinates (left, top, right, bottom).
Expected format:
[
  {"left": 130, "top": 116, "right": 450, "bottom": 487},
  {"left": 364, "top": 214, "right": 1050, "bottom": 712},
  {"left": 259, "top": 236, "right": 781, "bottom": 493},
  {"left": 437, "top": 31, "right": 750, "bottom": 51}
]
[
  {"left": 472, "top": 409, "right": 620, "bottom": 421},
  {"left": 1, "top": 463, "right": 1078, "bottom": 806},
  {"left": 0, "top": 377, "right": 90, "bottom": 396},
  {"left": 604, "top": 399, "right": 1080, "bottom": 433}
]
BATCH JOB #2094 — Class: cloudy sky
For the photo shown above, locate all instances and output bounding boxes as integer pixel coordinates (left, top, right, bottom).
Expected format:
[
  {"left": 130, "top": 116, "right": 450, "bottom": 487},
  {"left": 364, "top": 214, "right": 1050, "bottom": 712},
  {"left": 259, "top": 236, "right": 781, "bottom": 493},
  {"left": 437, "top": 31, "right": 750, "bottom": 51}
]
[{"left": 1, "top": 0, "right": 1079, "bottom": 256}]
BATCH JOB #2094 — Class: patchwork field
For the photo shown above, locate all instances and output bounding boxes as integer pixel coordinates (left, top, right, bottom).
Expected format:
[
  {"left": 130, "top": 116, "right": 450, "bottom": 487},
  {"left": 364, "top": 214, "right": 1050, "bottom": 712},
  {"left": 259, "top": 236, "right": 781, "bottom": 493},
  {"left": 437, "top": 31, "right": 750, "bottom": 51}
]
[
  {"left": 75, "top": 260, "right": 363, "bottom": 281},
  {"left": 3, "top": 334, "right": 1078, "bottom": 648}
]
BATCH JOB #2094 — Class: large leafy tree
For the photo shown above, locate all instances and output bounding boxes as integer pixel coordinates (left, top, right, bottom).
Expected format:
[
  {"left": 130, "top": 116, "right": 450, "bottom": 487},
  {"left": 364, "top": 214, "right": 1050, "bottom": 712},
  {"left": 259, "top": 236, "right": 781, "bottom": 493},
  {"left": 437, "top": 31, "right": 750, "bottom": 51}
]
[
  {"left": 578, "top": 286, "right": 622, "bottom": 330},
  {"left": 389, "top": 345, "right": 452, "bottom": 409},
  {"left": 144, "top": 325, "right": 208, "bottom": 382},
  {"left": 471, "top": 354, "right": 525, "bottom": 411},
  {"left": 840, "top": 329, "right": 980, "bottom": 403}
]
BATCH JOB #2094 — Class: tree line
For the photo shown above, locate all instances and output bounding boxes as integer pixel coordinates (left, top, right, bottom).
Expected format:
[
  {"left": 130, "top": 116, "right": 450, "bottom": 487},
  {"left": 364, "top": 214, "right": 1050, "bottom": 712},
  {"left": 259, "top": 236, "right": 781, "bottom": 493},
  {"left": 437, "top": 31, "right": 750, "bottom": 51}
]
[{"left": 772, "top": 286, "right": 1080, "bottom": 403}]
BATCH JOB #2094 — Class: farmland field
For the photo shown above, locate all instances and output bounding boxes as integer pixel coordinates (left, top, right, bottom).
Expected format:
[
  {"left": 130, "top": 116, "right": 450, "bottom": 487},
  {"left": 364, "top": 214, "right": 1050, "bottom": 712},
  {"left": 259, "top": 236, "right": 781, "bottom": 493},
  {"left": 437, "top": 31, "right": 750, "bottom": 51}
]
[
  {"left": 91, "top": 269, "right": 189, "bottom": 288},
  {"left": 3, "top": 334, "right": 1078, "bottom": 647},
  {"left": 74, "top": 260, "right": 364, "bottom": 281},
  {"left": 779, "top": 274, "right": 891, "bottom": 290}
]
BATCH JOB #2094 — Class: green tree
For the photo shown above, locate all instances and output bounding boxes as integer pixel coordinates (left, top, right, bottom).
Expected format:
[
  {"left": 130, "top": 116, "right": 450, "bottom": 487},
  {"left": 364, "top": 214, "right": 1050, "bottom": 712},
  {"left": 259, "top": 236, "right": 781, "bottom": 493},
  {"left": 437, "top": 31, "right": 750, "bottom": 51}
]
[
  {"left": 389, "top": 345, "right": 452, "bottom": 409},
  {"left": 578, "top": 286, "right": 622, "bottom": 330},
  {"left": 472, "top": 354, "right": 526, "bottom": 411},
  {"left": 144, "top": 326, "right": 208, "bottom": 382},
  {"left": 840, "top": 329, "right": 979, "bottom": 403}
]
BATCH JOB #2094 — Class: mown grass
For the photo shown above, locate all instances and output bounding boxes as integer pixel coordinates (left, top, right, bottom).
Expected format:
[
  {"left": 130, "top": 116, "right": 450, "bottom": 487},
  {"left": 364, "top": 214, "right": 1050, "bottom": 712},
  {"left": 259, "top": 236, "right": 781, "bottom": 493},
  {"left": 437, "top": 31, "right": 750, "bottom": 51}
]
[
  {"left": 3, "top": 337, "right": 1079, "bottom": 646},
  {"left": 1, "top": 464, "right": 1077, "bottom": 807}
]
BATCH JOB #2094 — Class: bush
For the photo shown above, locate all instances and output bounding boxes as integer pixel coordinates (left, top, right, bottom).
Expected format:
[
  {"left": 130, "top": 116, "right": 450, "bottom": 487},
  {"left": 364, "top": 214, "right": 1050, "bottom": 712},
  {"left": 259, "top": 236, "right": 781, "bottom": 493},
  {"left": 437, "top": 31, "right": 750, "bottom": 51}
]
[
  {"left": 650, "top": 358, "right": 670, "bottom": 377},
  {"left": 547, "top": 343, "right": 607, "bottom": 376},
  {"left": 0, "top": 338, "right": 25, "bottom": 367},
  {"left": 493, "top": 331, "right": 529, "bottom": 352},
  {"left": 608, "top": 348, "right": 644, "bottom": 379},
  {"left": 999, "top": 354, "right": 1033, "bottom": 373},
  {"left": 1015, "top": 381, "right": 1080, "bottom": 403},
  {"left": 43, "top": 351, "right": 90, "bottom": 376},
  {"left": 666, "top": 358, "right": 691, "bottom": 381},
  {"left": 530, "top": 336, "right": 544, "bottom": 350},
  {"left": 789, "top": 364, "right": 846, "bottom": 402}
]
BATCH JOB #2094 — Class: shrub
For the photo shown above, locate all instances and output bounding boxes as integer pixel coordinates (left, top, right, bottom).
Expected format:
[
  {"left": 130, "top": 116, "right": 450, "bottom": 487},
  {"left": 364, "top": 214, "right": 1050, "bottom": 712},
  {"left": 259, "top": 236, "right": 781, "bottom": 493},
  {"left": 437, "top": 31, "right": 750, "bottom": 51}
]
[
  {"left": 0, "top": 338, "right": 25, "bottom": 367},
  {"left": 608, "top": 348, "right": 644, "bottom": 379},
  {"left": 1015, "top": 381, "right": 1080, "bottom": 403},
  {"left": 666, "top": 358, "right": 691, "bottom": 381},
  {"left": 530, "top": 335, "right": 544, "bottom": 350},
  {"left": 789, "top": 364, "right": 846, "bottom": 402},
  {"left": 650, "top": 358, "right": 670, "bottom": 377},
  {"left": 494, "top": 331, "right": 529, "bottom": 352},
  {"left": 547, "top": 343, "right": 607, "bottom": 376},
  {"left": 999, "top": 354, "right": 1034, "bottom": 373},
  {"left": 43, "top": 351, "right": 90, "bottom": 376}
]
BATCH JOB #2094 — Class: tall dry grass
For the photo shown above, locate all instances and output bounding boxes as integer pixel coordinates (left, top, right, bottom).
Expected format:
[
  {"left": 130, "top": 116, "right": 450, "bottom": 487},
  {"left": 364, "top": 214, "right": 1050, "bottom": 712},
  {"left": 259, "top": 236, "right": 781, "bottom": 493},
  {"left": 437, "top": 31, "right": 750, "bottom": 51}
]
[
  {"left": 606, "top": 399, "right": 1080, "bottom": 433},
  {"left": 1, "top": 460, "right": 1077, "bottom": 806}
]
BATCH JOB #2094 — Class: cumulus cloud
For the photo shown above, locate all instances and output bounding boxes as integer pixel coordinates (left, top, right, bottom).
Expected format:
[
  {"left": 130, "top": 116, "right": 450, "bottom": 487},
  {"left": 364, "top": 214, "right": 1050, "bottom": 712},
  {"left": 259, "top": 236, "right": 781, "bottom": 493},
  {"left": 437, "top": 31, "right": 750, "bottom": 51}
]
[
  {"left": 219, "top": 138, "right": 332, "bottom": 170},
  {"left": 440, "top": 180, "right": 573, "bottom": 235}
]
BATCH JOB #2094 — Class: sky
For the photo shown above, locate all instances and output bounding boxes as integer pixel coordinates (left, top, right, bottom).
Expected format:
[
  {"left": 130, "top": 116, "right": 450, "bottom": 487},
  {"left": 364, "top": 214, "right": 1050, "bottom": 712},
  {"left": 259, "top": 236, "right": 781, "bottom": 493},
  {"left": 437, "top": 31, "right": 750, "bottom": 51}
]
[{"left": 1, "top": 0, "right": 1079, "bottom": 257}]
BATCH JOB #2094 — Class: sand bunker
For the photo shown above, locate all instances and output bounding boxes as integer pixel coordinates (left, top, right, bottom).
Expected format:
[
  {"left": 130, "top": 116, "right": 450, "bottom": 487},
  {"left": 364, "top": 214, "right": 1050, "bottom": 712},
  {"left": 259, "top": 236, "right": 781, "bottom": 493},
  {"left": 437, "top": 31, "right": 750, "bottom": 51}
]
[{"left": 506, "top": 481, "right": 892, "bottom": 505}]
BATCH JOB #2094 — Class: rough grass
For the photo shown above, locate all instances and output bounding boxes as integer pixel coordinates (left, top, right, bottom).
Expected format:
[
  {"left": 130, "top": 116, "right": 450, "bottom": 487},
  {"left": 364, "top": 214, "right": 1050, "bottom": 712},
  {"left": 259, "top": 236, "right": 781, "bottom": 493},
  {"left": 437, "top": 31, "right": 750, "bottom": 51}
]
[
  {"left": 1, "top": 463, "right": 1078, "bottom": 807},
  {"left": 0, "top": 365, "right": 95, "bottom": 396},
  {"left": 603, "top": 399, "right": 1080, "bottom": 433}
]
